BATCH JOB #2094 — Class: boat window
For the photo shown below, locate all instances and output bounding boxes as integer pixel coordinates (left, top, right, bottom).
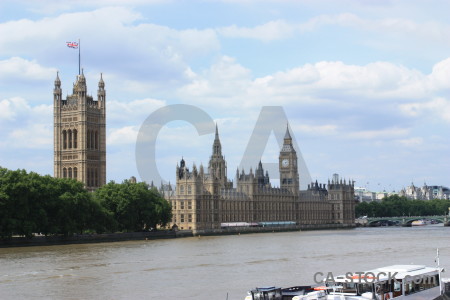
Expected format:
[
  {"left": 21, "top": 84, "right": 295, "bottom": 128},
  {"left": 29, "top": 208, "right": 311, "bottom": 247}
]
[
  {"left": 393, "top": 280, "right": 402, "bottom": 298},
  {"left": 357, "top": 283, "right": 373, "bottom": 295},
  {"left": 405, "top": 274, "right": 439, "bottom": 295},
  {"left": 251, "top": 289, "right": 282, "bottom": 300},
  {"left": 339, "top": 283, "right": 357, "bottom": 293},
  {"left": 405, "top": 282, "right": 415, "bottom": 295},
  {"left": 375, "top": 282, "right": 390, "bottom": 295}
]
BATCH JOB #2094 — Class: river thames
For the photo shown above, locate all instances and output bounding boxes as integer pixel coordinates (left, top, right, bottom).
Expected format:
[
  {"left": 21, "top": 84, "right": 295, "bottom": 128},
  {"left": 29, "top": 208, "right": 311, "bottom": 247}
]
[{"left": 1, "top": 226, "right": 449, "bottom": 299}]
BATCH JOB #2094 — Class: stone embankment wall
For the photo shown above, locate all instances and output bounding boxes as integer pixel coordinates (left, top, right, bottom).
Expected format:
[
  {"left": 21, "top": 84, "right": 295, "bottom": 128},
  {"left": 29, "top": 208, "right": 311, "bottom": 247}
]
[
  {"left": 194, "top": 223, "right": 355, "bottom": 236},
  {"left": 0, "top": 231, "right": 188, "bottom": 248},
  {"left": 1, "top": 224, "right": 355, "bottom": 248}
]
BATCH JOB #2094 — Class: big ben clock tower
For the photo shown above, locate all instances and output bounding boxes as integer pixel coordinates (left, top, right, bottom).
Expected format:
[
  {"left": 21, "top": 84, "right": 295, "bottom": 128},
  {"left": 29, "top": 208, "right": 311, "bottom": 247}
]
[{"left": 279, "top": 125, "right": 299, "bottom": 196}]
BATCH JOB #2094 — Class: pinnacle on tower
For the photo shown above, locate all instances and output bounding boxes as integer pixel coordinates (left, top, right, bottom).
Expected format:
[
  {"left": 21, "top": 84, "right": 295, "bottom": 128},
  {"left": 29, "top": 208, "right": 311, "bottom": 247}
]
[
  {"left": 212, "top": 123, "right": 222, "bottom": 156},
  {"left": 284, "top": 123, "right": 292, "bottom": 140},
  {"left": 98, "top": 73, "right": 105, "bottom": 89},
  {"left": 215, "top": 123, "right": 219, "bottom": 139},
  {"left": 54, "top": 71, "right": 61, "bottom": 87}
]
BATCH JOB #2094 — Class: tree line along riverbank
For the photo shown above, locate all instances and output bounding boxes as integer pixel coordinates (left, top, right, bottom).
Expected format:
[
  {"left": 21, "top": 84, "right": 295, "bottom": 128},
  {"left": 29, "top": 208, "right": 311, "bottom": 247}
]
[
  {"left": 0, "top": 166, "right": 172, "bottom": 240},
  {"left": 356, "top": 194, "right": 450, "bottom": 218}
]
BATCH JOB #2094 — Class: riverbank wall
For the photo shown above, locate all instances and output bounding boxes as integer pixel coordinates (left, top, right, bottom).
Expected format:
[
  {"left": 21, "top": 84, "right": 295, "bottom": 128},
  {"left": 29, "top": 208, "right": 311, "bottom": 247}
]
[
  {"left": 0, "top": 231, "right": 190, "bottom": 248},
  {"left": 0, "top": 224, "right": 355, "bottom": 248},
  {"left": 193, "top": 223, "right": 355, "bottom": 236}
]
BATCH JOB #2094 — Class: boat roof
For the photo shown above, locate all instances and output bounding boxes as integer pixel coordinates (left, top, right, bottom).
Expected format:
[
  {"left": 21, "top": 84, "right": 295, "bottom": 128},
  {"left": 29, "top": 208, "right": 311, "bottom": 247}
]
[
  {"left": 332, "top": 265, "right": 439, "bottom": 282},
  {"left": 251, "top": 287, "right": 280, "bottom": 292}
]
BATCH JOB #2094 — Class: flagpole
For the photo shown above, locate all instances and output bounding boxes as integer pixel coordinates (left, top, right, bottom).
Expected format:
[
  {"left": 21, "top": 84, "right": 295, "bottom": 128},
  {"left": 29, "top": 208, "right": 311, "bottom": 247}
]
[{"left": 78, "top": 38, "right": 81, "bottom": 75}]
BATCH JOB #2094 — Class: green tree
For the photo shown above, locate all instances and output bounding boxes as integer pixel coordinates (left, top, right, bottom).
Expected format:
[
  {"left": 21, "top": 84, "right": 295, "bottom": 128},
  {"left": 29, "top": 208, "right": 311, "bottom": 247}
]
[
  {"left": 355, "top": 195, "right": 450, "bottom": 218},
  {"left": 0, "top": 166, "right": 115, "bottom": 239},
  {"left": 95, "top": 180, "right": 172, "bottom": 232}
]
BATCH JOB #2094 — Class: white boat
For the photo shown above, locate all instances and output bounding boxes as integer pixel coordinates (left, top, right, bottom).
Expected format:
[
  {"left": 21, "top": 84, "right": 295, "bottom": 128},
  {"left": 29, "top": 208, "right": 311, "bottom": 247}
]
[
  {"left": 320, "top": 264, "right": 443, "bottom": 300},
  {"left": 245, "top": 250, "right": 447, "bottom": 300},
  {"left": 244, "top": 286, "right": 327, "bottom": 300}
]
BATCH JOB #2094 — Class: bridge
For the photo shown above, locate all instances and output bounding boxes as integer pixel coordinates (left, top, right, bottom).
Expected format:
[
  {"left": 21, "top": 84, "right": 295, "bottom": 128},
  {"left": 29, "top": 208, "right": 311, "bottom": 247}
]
[{"left": 356, "top": 215, "right": 450, "bottom": 227}]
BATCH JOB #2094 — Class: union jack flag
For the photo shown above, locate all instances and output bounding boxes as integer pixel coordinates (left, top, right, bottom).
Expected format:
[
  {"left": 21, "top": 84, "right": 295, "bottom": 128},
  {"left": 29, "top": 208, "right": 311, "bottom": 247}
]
[{"left": 66, "top": 41, "right": 78, "bottom": 49}]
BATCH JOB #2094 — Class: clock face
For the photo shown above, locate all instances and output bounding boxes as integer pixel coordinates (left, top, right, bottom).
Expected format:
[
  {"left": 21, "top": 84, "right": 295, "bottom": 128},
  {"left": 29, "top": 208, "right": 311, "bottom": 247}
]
[{"left": 282, "top": 159, "right": 289, "bottom": 167}]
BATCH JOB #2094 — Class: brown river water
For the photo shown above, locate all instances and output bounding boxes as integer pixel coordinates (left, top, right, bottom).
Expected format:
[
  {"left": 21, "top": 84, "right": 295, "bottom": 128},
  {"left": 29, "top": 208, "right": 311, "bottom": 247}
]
[{"left": 1, "top": 226, "right": 449, "bottom": 300}]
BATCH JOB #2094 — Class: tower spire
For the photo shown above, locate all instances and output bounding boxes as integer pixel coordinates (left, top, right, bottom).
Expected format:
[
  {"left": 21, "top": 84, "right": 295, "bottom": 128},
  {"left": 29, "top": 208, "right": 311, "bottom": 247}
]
[
  {"left": 54, "top": 71, "right": 61, "bottom": 87},
  {"left": 215, "top": 123, "right": 219, "bottom": 140},
  {"left": 212, "top": 123, "right": 222, "bottom": 156},
  {"left": 284, "top": 123, "right": 292, "bottom": 140}
]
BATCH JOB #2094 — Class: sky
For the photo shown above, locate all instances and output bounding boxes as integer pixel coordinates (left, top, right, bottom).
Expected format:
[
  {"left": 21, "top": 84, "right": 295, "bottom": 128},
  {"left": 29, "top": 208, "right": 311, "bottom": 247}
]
[{"left": 0, "top": 0, "right": 449, "bottom": 192}]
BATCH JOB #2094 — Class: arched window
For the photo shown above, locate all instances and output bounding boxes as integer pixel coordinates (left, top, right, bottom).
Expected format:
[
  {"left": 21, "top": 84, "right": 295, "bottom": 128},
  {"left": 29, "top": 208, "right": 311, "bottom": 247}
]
[
  {"left": 73, "top": 130, "right": 77, "bottom": 149},
  {"left": 73, "top": 167, "right": 77, "bottom": 179},
  {"left": 188, "top": 185, "right": 192, "bottom": 194},
  {"left": 68, "top": 167, "right": 72, "bottom": 178},
  {"left": 63, "top": 168, "right": 67, "bottom": 178},
  {"left": 95, "top": 168, "right": 98, "bottom": 186},
  {"left": 95, "top": 131, "right": 98, "bottom": 149},
  {"left": 180, "top": 185, "right": 184, "bottom": 195},
  {"left": 87, "top": 130, "right": 91, "bottom": 149},
  {"left": 62, "top": 130, "right": 67, "bottom": 149},
  {"left": 68, "top": 130, "right": 72, "bottom": 149}
]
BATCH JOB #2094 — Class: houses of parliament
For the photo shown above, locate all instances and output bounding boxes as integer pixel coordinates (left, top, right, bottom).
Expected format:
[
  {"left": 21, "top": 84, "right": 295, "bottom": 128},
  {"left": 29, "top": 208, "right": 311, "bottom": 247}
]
[
  {"left": 53, "top": 71, "right": 355, "bottom": 232},
  {"left": 167, "top": 125, "right": 356, "bottom": 232}
]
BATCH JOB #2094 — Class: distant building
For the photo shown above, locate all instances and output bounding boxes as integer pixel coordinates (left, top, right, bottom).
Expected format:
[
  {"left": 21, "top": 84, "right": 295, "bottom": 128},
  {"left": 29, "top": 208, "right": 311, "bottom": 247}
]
[
  {"left": 53, "top": 70, "right": 106, "bottom": 191},
  {"left": 399, "top": 182, "right": 450, "bottom": 200},
  {"left": 354, "top": 187, "right": 390, "bottom": 202},
  {"left": 168, "top": 125, "right": 355, "bottom": 232}
]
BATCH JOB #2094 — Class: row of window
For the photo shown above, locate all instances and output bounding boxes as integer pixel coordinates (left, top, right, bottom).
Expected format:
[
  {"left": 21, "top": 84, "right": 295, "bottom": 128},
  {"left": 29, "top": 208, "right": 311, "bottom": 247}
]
[
  {"left": 87, "top": 130, "right": 99, "bottom": 150},
  {"left": 62, "top": 129, "right": 78, "bottom": 149},
  {"left": 87, "top": 168, "right": 99, "bottom": 187},
  {"left": 281, "top": 178, "right": 293, "bottom": 184},
  {"left": 178, "top": 185, "right": 193, "bottom": 195},
  {"left": 61, "top": 129, "right": 99, "bottom": 150},
  {"left": 63, "top": 167, "right": 78, "bottom": 179},
  {"left": 172, "top": 201, "right": 192, "bottom": 210},
  {"left": 62, "top": 167, "right": 99, "bottom": 187},
  {"left": 173, "top": 214, "right": 193, "bottom": 223}
]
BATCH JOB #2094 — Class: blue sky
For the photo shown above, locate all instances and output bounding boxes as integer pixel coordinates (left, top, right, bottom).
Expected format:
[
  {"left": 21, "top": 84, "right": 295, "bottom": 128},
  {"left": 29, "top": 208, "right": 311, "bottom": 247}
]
[{"left": 0, "top": 0, "right": 449, "bottom": 192}]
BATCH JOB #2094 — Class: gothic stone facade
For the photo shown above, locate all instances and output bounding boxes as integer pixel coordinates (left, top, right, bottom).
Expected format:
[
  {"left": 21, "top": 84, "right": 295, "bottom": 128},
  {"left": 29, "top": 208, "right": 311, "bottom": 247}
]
[
  {"left": 169, "top": 125, "right": 355, "bottom": 231},
  {"left": 53, "top": 71, "right": 106, "bottom": 191}
]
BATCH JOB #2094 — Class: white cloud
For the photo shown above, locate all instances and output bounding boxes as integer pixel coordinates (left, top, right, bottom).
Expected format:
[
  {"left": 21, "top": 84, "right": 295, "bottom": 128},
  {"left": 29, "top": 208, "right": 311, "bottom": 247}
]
[
  {"left": 0, "top": 57, "right": 56, "bottom": 82},
  {"left": 0, "top": 97, "right": 53, "bottom": 149},
  {"left": 399, "top": 97, "right": 450, "bottom": 123},
  {"left": 397, "top": 137, "right": 423, "bottom": 147},
  {"left": 214, "top": 12, "right": 450, "bottom": 48},
  {"left": 0, "top": 7, "right": 220, "bottom": 86},
  {"left": 217, "top": 20, "right": 294, "bottom": 41},
  {"left": 108, "top": 126, "right": 139, "bottom": 145},
  {"left": 107, "top": 98, "right": 166, "bottom": 124},
  {"left": 178, "top": 56, "right": 251, "bottom": 104},
  {"left": 429, "top": 58, "right": 450, "bottom": 90},
  {"left": 9, "top": 123, "right": 53, "bottom": 148},
  {"left": 0, "top": 97, "right": 31, "bottom": 121},
  {"left": 298, "top": 13, "right": 450, "bottom": 45},
  {"left": 25, "top": 0, "right": 167, "bottom": 14},
  {"left": 180, "top": 56, "right": 450, "bottom": 111},
  {"left": 295, "top": 124, "right": 338, "bottom": 136},
  {"left": 346, "top": 127, "right": 409, "bottom": 140}
]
